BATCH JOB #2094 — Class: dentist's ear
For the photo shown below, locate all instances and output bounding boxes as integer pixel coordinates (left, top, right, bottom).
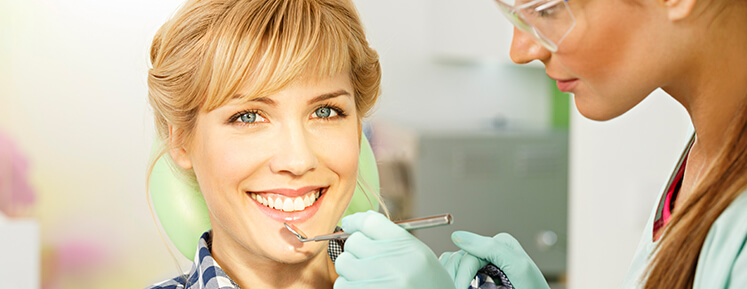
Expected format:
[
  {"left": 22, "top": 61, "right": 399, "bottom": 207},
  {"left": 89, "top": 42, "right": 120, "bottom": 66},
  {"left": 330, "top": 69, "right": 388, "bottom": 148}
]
[
  {"left": 663, "top": 0, "right": 697, "bottom": 21},
  {"left": 168, "top": 125, "right": 193, "bottom": 170}
]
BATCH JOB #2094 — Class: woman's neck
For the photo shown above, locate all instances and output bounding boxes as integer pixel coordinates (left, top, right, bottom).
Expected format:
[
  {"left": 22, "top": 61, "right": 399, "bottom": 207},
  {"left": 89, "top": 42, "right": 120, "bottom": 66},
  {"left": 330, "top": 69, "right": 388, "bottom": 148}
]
[
  {"left": 210, "top": 229, "right": 337, "bottom": 289},
  {"left": 664, "top": 4, "right": 747, "bottom": 209}
]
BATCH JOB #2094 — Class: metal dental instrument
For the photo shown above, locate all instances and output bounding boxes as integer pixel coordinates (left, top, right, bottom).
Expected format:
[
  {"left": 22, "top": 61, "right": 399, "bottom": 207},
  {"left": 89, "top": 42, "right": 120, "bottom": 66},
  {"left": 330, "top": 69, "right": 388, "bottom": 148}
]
[{"left": 284, "top": 213, "right": 453, "bottom": 242}]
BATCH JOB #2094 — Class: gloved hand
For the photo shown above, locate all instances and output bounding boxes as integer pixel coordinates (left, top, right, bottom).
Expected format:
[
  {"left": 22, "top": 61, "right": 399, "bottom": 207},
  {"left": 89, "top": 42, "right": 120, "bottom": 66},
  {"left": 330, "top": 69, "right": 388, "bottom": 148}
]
[
  {"left": 450, "top": 231, "right": 550, "bottom": 289},
  {"left": 439, "top": 249, "right": 488, "bottom": 288},
  {"left": 334, "top": 211, "right": 456, "bottom": 289}
]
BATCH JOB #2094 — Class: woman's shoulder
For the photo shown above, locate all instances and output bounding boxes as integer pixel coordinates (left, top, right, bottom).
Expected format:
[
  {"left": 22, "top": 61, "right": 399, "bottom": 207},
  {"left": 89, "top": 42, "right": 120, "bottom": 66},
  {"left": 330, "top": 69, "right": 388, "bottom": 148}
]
[
  {"left": 709, "top": 189, "right": 747, "bottom": 237},
  {"left": 693, "top": 190, "right": 747, "bottom": 288}
]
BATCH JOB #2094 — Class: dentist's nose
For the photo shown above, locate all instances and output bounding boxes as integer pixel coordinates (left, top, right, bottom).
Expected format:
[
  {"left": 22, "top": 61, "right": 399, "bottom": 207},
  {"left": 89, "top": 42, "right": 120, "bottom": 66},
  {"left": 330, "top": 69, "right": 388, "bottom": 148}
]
[
  {"left": 269, "top": 127, "right": 318, "bottom": 176},
  {"left": 509, "top": 27, "right": 551, "bottom": 65}
]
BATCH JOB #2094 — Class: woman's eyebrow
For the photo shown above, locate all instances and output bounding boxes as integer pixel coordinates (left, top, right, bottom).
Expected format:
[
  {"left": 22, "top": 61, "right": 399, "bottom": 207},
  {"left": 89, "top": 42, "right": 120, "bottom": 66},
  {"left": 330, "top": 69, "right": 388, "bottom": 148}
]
[
  {"left": 249, "top": 97, "right": 276, "bottom": 106},
  {"left": 307, "top": 90, "right": 351, "bottom": 104},
  {"left": 230, "top": 95, "right": 277, "bottom": 106}
]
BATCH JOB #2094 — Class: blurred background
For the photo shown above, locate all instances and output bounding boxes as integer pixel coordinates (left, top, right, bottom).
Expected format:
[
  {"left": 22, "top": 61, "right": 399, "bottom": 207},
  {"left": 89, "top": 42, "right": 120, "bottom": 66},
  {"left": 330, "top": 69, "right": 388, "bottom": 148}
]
[{"left": 0, "top": 0, "right": 692, "bottom": 288}]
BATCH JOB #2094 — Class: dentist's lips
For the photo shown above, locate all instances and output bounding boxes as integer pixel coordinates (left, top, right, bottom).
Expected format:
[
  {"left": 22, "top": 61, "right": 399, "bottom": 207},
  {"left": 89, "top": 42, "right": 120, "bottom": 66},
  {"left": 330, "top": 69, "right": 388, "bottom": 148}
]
[
  {"left": 554, "top": 78, "right": 579, "bottom": 92},
  {"left": 248, "top": 187, "right": 328, "bottom": 223}
]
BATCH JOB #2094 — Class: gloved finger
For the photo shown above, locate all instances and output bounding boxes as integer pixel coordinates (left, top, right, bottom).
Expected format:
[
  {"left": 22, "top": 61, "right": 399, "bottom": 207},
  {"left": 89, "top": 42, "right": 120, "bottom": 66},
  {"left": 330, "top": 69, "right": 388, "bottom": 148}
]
[
  {"left": 341, "top": 210, "right": 409, "bottom": 240},
  {"left": 440, "top": 250, "right": 466, "bottom": 273},
  {"left": 453, "top": 252, "right": 489, "bottom": 289},
  {"left": 334, "top": 251, "right": 389, "bottom": 282},
  {"left": 342, "top": 231, "right": 383, "bottom": 259},
  {"left": 334, "top": 276, "right": 373, "bottom": 289},
  {"left": 333, "top": 276, "right": 354, "bottom": 289},
  {"left": 334, "top": 275, "right": 394, "bottom": 289},
  {"left": 335, "top": 252, "right": 369, "bottom": 282},
  {"left": 439, "top": 250, "right": 459, "bottom": 267},
  {"left": 439, "top": 250, "right": 465, "bottom": 281},
  {"left": 451, "top": 231, "right": 520, "bottom": 269}
]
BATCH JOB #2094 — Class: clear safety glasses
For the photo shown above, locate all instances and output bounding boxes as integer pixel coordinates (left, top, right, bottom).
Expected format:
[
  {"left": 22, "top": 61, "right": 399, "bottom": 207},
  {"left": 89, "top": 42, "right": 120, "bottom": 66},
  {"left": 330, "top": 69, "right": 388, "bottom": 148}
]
[{"left": 494, "top": 0, "right": 576, "bottom": 52}]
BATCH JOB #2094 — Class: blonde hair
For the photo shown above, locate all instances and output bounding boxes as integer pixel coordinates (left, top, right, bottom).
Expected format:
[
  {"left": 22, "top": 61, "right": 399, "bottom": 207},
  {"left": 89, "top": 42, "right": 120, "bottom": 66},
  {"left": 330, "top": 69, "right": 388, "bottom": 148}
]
[
  {"left": 145, "top": 0, "right": 383, "bottom": 279},
  {"left": 147, "top": 0, "right": 380, "bottom": 178}
]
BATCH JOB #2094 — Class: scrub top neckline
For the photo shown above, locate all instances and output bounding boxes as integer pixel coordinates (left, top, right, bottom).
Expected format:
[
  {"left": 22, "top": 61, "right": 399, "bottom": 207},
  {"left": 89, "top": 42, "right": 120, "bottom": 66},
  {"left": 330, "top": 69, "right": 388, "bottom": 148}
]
[{"left": 652, "top": 133, "right": 695, "bottom": 242}]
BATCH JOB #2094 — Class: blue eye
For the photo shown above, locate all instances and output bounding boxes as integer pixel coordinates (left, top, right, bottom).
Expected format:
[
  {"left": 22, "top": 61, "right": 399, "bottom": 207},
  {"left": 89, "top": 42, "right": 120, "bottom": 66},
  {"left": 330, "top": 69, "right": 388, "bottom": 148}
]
[
  {"left": 313, "top": 107, "right": 339, "bottom": 118},
  {"left": 231, "top": 111, "right": 266, "bottom": 124},
  {"left": 240, "top": 112, "right": 258, "bottom": 123}
]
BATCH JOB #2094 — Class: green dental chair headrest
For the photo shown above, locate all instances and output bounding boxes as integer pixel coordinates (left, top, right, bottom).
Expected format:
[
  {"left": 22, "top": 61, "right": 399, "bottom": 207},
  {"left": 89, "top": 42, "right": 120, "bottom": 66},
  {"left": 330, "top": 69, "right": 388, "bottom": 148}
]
[{"left": 149, "top": 135, "right": 380, "bottom": 259}]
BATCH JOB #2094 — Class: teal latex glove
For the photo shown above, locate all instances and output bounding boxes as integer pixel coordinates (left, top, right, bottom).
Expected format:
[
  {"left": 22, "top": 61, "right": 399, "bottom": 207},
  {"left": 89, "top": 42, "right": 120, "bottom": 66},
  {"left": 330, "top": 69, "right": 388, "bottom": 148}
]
[
  {"left": 439, "top": 250, "right": 488, "bottom": 288},
  {"left": 334, "top": 211, "right": 456, "bottom": 289},
  {"left": 451, "top": 231, "right": 550, "bottom": 289}
]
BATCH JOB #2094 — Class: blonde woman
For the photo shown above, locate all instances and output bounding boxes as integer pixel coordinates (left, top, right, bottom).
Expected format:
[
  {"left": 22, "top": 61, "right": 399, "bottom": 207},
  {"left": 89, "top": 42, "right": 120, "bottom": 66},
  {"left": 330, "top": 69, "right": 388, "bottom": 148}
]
[{"left": 145, "top": 0, "right": 464, "bottom": 288}]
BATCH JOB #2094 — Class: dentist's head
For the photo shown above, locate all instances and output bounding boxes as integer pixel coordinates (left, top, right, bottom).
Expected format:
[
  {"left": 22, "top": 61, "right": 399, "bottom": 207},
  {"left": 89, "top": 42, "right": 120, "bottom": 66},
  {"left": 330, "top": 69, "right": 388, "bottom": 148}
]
[
  {"left": 499, "top": 0, "right": 743, "bottom": 121},
  {"left": 494, "top": 1, "right": 747, "bottom": 288}
]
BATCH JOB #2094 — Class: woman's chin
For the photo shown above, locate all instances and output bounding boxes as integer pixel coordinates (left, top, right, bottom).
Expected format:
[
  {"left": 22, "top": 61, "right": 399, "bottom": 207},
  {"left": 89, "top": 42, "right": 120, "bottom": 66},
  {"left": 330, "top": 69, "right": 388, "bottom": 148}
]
[{"left": 263, "top": 241, "right": 327, "bottom": 264}]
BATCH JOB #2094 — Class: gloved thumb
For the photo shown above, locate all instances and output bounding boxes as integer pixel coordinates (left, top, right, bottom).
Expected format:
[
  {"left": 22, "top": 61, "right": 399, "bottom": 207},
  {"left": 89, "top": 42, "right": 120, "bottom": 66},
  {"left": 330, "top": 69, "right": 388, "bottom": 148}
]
[
  {"left": 451, "top": 231, "right": 521, "bottom": 270},
  {"left": 452, "top": 231, "right": 498, "bottom": 258}
]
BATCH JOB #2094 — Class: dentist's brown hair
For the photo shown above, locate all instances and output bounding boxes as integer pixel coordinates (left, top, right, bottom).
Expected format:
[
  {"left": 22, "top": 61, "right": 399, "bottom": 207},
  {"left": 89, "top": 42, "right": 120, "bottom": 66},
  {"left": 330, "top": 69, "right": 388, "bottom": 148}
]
[{"left": 645, "top": 108, "right": 747, "bottom": 289}]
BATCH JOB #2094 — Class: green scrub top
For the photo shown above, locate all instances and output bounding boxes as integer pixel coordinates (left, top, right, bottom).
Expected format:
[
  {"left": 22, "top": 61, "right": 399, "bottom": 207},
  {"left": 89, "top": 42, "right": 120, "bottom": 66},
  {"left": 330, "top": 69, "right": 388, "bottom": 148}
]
[{"left": 622, "top": 135, "right": 747, "bottom": 288}]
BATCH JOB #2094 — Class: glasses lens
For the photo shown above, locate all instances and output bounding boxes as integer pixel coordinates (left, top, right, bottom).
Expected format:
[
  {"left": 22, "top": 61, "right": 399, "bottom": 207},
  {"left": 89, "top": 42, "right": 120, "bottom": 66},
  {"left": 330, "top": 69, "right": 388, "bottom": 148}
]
[
  {"left": 495, "top": 3, "right": 534, "bottom": 33},
  {"left": 495, "top": 0, "right": 575, "bottom": 52},
  {"left": 520, "top": 0, "right": 575, "bottom": 46}
]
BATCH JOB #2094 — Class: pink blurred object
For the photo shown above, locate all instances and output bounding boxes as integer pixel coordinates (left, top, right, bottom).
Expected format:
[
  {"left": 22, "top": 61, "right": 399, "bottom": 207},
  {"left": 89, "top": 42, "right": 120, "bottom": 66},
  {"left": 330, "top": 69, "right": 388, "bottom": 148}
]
[
  {"left": 55, "top": 239, "right": 107, "bottom": 272},
  {"left": 0, "top": 130, "right": 36, "bottom": 217}
]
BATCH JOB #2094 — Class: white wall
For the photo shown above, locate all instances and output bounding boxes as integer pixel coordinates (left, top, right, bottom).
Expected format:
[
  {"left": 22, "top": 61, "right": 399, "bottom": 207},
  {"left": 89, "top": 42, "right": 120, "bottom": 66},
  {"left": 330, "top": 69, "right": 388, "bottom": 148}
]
[
  {"left": 357, "top": 0, "right": 553, "bottom": 131},
  {"left": 568, "top": 90, "right": 692, "bottom": 288},
  {"left": 1, "top": 0, "right": 189, "bottom": 287}
]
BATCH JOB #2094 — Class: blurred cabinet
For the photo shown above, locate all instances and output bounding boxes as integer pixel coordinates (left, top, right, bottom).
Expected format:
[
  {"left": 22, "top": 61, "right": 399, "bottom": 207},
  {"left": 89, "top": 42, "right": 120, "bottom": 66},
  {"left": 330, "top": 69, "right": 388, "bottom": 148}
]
[
  {"left": 0, "top": 219, "right": 39, "bottom": 288},
  {"left": 412, "top": 130, "right": 568, "bottom": 279}
]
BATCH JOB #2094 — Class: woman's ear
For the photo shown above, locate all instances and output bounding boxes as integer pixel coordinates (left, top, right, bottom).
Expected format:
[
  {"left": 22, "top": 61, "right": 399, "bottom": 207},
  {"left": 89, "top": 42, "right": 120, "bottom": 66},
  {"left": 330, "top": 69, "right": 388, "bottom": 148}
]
[
  {"left": 663, "top": 0, "right": 697, "bottom": 21},
  {"left": 168, "top": 125, "right": 193, "bottom": 170}
]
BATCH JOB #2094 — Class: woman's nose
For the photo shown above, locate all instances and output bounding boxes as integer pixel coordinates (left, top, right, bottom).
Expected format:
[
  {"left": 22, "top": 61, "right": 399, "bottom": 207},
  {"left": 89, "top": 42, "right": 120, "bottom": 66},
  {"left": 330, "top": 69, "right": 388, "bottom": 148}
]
[
  {"left": 269, "top": 127, "right": 318, "bottom": 176},
  {"left": 509, "top": 27, "right": 551, "bottom": 64}
]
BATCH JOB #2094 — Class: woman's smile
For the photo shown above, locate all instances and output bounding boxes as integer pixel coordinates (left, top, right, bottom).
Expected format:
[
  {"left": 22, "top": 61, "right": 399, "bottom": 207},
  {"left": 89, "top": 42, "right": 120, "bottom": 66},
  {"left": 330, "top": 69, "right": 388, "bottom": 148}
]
[{"left": 248, "top": 186, "right": 328, "bottom": 222}]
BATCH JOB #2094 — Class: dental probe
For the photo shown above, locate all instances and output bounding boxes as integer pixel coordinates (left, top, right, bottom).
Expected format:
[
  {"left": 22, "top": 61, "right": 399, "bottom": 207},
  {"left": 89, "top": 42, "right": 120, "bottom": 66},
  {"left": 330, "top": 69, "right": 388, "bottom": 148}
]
[{"left": 284, "top": 213, "right": 453, "bottom": 242}]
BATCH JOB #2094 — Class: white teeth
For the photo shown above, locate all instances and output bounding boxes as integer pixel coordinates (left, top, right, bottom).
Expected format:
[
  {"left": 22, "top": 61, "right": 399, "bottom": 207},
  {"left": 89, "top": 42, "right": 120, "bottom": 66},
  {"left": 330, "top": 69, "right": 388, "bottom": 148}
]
[
  {"left": 282, "top": 198, "right": 294, "bottom": 212},
  {"left": 294, "top": 197, "right": 305, "bottom": 211},
  {"left": 250, "top": 189, "right": 323, "bottom": 212}
]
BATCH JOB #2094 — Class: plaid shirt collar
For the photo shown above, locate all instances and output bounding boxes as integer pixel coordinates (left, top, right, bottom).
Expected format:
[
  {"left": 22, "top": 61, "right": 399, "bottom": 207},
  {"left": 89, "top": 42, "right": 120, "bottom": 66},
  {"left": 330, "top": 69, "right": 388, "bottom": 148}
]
[
  {"left": 184, "top": 231, "right": 240, "bottom": 289},
  {"left": 148, "top": 230, "right": 345, "bottom": 289}
]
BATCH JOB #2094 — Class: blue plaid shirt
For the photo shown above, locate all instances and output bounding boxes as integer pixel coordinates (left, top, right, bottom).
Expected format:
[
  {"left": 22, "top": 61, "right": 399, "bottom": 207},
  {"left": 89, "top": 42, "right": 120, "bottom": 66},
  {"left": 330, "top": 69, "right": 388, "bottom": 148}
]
[{"left": 146, "top": 231, "right": 512, "bottom": 289}]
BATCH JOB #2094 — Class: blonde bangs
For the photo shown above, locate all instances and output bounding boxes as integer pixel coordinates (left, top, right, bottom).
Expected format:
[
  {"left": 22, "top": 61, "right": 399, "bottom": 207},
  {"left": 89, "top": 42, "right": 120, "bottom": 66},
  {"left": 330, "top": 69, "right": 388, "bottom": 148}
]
[{"left": 200, "top": 0, "right": 353, "bottom": 111}]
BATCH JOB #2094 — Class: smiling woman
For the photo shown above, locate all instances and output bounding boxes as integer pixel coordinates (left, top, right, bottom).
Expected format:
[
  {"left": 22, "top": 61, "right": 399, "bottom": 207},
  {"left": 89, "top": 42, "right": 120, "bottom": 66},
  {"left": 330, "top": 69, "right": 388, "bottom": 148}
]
[{"left": 145, "top": 0, "right": 380, "bottom": 288}]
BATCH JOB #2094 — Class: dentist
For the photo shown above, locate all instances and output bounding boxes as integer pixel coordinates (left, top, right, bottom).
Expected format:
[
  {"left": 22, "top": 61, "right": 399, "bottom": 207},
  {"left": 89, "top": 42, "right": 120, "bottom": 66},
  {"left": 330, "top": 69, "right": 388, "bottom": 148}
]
[{"left": 335, "top": 0, "right": 747, "bottom": 288}]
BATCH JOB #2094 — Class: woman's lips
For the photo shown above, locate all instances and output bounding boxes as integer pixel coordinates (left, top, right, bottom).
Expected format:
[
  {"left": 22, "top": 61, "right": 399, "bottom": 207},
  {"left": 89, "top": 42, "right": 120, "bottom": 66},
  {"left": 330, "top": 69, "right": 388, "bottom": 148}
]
[
  {"left": 555, "top": 78, "right": 579, "bottom": 92},
  {"left": 248, "top": 187, "right": 327, "bottom": 222}
]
